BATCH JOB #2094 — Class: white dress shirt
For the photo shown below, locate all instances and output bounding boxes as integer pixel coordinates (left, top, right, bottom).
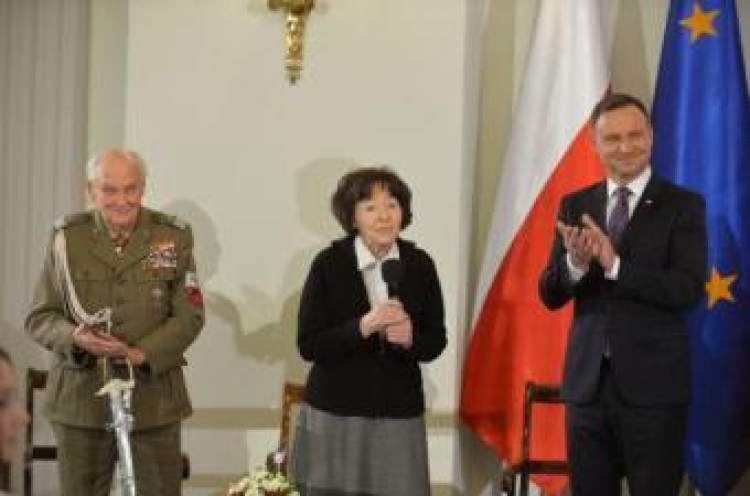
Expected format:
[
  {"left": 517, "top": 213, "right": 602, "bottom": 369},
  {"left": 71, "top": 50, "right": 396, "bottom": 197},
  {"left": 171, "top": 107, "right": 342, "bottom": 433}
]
[
  {"left": 567, "top": 168, "right": 652, "bottom": 282},
  {"left": 354, "top": 236, "right": 400, "bottom": 306}
]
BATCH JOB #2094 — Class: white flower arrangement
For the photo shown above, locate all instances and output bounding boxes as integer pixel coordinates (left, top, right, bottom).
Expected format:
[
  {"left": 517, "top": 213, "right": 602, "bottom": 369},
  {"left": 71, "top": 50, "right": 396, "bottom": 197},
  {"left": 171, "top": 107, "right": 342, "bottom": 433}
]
[{"left": 228, "top": 453, "right": 299, "bottom": 496}]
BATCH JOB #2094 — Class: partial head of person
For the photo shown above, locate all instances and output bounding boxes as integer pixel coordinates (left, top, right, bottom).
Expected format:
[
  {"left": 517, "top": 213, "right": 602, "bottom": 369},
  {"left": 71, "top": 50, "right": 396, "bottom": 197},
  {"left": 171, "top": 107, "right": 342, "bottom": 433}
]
[
  {"left": 0, "top": 347, "right": 29, "bottom": 464},
  {"left": 590, "top": 93, "right": 653, "bottom": 185},
  {"left": 331, "top": 166, "right": 412, "bottom": 258},
  {"left": 86, "top": 148, "right": 147, "bottom": 236}
]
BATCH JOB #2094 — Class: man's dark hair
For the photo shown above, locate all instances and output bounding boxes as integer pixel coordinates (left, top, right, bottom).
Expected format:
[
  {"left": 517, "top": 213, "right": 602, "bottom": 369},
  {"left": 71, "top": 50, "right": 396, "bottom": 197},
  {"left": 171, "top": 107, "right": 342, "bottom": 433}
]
[
  {"left": 331, "top": 166, "right": 412, "bottom": 235},
  {"left": 590, "top": 92, "right": 650, "bottom": 126}
]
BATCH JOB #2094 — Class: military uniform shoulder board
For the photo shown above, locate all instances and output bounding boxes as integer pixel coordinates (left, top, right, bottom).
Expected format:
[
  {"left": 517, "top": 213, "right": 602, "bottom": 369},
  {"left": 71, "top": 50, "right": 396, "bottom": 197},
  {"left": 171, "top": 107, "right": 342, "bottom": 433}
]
[
  {"left": 53, "top": 212, "right": 91, "bottom": 231},
  {"left": 154, "top": 212, "right": 189, "bottom": 230}
]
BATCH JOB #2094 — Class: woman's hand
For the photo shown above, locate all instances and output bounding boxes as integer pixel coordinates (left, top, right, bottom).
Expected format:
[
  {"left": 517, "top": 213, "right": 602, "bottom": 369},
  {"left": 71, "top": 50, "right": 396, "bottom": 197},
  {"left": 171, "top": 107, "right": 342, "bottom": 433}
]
[
  {"left": 359, "top": 300, "right": 406, "bottom": 338},
  {"left": 384, "top": 315, "right": 413, "bottom": 349}
]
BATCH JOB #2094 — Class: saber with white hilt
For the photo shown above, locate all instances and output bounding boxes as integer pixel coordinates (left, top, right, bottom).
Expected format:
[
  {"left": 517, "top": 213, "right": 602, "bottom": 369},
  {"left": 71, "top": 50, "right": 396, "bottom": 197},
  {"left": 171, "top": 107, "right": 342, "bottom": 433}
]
[
  {"left": 95, "top": 313, "right": 137, "bottom": 496},
  {"left": 52, "top": 230, "right": 138, "bottom": 496}
]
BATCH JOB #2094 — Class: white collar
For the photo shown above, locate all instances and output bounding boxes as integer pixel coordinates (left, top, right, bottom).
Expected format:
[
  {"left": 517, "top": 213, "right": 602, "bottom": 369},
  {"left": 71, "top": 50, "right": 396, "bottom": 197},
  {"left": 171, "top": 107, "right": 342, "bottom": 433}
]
[
  {"left": 354, "top": 236, "right": 400, "bottom": 270},
  {"left": 607, "top": 167, "right": 651, "bottom": 198}
]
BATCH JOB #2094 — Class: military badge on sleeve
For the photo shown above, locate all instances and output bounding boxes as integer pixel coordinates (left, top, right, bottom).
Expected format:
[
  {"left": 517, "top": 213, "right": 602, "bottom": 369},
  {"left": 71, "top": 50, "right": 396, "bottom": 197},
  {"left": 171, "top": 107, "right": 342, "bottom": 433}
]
[{"left": 184, "top": 271, "right": 203, "bottom": 306}]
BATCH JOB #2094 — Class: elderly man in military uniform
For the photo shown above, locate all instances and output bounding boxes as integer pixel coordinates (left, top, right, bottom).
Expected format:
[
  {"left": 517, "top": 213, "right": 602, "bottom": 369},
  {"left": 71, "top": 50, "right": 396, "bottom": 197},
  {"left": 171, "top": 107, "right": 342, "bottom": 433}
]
[{"left": 25, "top": 148, "right": 204, "bottom": 496}]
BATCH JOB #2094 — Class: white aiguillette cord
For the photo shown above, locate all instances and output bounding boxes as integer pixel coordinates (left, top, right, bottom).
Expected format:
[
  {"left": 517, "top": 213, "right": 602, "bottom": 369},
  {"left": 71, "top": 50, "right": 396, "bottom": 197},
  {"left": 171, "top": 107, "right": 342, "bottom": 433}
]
[
  {"left": 52, "top": 230, "right": 112, "bottom": 327},
  {"left": 51, "top": 230, "right": 136, "bottom": 387}
]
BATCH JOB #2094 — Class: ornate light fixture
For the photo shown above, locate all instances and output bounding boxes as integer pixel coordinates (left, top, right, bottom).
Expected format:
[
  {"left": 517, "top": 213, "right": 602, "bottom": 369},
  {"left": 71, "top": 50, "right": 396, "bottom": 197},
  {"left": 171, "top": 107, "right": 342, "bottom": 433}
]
[{"left": 268, "top": 0, "right": 315, "bottom": 84}]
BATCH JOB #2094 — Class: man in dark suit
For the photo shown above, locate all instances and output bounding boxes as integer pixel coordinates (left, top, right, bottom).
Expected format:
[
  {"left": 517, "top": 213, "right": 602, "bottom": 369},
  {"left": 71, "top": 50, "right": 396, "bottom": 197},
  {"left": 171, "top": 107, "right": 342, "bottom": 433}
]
[{"left": 539, "top": 93, "right": 707, "bottom": 496}]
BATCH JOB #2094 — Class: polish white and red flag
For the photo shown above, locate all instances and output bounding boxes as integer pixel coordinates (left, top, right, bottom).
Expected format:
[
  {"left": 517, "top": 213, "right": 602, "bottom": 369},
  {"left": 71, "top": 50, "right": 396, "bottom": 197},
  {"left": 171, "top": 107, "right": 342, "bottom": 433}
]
[{"left": 460, "top": 1, "right": 609, "bottom": 494}]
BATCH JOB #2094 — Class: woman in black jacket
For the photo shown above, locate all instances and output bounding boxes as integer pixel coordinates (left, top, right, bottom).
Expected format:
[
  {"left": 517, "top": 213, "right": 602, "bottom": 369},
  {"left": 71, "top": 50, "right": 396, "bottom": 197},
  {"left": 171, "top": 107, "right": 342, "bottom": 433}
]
[{"left": 290, "top": 166, "right": 446, "bottom": 496}]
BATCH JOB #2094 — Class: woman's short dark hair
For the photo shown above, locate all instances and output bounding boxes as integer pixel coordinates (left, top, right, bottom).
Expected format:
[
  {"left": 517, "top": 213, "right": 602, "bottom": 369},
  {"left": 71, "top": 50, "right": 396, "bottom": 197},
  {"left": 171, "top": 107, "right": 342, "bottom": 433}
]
[
  {"left": 331, "top": 166, "right": 412, "bottom": 235},
  {"left": 590, "top": 92, "right": 650, "bottom": 126}
]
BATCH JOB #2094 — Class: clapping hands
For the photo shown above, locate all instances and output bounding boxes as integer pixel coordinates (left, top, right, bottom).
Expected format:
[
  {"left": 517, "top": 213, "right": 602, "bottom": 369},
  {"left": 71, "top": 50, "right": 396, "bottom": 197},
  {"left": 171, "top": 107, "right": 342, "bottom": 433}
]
[{"left": 557, "top": 214, "right": 616, "bottom": 272}]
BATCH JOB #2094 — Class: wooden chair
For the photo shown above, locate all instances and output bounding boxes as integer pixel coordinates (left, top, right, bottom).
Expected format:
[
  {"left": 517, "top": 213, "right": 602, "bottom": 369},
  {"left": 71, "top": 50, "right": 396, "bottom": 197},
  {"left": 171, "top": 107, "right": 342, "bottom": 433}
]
[
  {"left": 500, "top": 382, "right": 568, "bottom": 496},
  {"left": 279, "top": 382, "right": 305, "bottom": 451},
  {"left": 0, "top": 462, "right": 9, "bottom": 493},
  {"left": 267, "top": 382, "right": 305, "bottom": 474},
  {"left": 24, "top": 368, "right": 190, "bottom": 496},
  {"left": 24, "top": 368, "right": 57, "bottom": 496}
]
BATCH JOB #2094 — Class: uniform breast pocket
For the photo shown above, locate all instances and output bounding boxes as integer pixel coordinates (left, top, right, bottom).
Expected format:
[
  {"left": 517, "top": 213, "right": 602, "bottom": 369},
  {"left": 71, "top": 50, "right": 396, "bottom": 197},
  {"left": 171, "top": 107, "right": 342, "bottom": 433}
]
[
  {"left": 135, "top": 269, "right": 177, "bottom": 317},
  {"left": 71, "top": 266, "right": 113, "bottom": 311}
]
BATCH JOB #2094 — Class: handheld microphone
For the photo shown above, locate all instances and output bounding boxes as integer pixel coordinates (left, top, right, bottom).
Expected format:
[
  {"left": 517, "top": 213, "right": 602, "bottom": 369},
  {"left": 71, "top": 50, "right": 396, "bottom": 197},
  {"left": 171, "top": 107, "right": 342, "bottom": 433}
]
[
  {"left": 381, "top": 259, "right": 404, "bottom": 299},
  {"left": 379, "top": 259, "right": 403, "bottom": 352}
]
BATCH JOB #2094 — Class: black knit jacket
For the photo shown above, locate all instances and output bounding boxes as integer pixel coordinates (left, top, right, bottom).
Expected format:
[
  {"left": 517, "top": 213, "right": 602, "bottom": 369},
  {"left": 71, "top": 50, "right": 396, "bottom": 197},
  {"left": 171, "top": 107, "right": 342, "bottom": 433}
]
[{"left": 298, "top": 236, "right": 447, "bottom": 418}]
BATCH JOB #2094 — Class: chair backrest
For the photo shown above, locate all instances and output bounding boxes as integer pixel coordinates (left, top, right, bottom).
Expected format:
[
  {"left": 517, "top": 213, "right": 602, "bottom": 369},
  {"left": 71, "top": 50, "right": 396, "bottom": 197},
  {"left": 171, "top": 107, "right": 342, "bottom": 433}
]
[
  {"left": 24, "top": 368, "right": 57, "bottom": 496},
  {"left": 266, "top": 382, "right": 305, "bottom": 476},
  {"left": 279, "top": 382, "right": 305, "bottom": 451},
  {"left": 0, "top": 463, "right": 9, "bottom": 493},
  {"left": 501, "top": 381, "right": 567, "bottom": 496},
  {"left": 520, "top": 382, "right": 564, "bottom": 463}
]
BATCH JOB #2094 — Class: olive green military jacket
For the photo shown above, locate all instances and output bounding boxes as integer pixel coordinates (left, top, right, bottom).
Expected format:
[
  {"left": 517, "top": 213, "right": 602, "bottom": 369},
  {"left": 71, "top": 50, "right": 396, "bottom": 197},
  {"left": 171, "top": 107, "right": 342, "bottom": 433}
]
[{"left": 25, "top": 208, "right": 205, "bottom": 430}]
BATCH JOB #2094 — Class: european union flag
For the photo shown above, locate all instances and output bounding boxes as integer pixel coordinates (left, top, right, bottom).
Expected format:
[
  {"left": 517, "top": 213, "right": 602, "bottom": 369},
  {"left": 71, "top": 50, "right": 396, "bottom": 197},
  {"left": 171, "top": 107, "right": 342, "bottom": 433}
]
[{"left": 652, "top": 1, "right": 750, "bottom": 495}]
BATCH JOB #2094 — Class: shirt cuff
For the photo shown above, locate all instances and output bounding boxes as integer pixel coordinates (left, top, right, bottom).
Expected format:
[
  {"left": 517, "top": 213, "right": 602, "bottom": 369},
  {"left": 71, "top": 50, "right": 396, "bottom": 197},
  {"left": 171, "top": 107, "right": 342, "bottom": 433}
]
[
  {"left": 566, "top": 253, "right": 588, "bottom": 282},
  {"left": 605, "top": 256, "right": 621, "bottom": 279}
]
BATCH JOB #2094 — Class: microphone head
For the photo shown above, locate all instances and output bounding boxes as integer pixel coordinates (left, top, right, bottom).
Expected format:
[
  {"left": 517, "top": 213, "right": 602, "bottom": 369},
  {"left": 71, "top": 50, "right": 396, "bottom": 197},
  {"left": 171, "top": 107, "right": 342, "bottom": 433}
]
[{"left": 381, "top": 259, "right": 404, "bottom": 298}]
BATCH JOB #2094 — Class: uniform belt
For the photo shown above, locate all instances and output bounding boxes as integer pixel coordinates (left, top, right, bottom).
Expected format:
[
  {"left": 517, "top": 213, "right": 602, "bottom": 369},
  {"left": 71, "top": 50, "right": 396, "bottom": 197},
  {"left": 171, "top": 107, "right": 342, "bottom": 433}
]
[{"left": 99, "top": 357, "right": 149, "bottom": 378}]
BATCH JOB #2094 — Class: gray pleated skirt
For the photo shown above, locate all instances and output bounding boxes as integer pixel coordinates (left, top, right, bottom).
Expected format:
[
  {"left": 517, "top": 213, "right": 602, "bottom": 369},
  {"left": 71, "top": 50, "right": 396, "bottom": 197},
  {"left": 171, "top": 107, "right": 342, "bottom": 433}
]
[{"left": 289, "top": 403, "right": 431, "bottom": 496}]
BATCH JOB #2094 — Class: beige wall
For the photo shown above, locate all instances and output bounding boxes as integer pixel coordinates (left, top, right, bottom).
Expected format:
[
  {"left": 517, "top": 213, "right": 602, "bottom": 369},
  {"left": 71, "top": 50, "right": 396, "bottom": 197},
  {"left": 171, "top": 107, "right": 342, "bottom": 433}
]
[{"left": 83, "top": 1, "right": 750, "bottom": 495}]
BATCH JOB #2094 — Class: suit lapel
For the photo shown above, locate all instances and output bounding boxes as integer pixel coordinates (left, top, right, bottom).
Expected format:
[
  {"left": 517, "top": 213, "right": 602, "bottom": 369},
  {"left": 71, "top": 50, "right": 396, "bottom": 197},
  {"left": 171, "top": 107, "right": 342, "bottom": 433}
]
[
  {"left": 619, "top": 175, "right": 664, "bottom": 249},
  {"left": 589, "top": 181, "right": 608, "bottom": 231}
]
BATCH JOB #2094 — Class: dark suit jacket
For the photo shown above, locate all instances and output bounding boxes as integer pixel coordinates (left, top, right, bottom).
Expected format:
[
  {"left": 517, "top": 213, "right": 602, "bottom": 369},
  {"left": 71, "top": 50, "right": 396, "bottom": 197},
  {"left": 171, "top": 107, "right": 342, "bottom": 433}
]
[
  {"left": 539, "top": 174, "right": 707, "bottom": 406},
  {"left": 298, "top": 236, "right": 446, "bottom": 418}
]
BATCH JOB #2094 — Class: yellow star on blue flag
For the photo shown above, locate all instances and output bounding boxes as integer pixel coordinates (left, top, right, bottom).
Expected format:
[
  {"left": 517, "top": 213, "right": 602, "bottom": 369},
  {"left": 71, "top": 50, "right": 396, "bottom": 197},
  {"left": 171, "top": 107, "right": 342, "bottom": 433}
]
[
  {"left": 705, "top": 267, "right": 736, "bottom": 308},
  {"left": 680, "top": 2, "right": 720, "bottom": 42}
]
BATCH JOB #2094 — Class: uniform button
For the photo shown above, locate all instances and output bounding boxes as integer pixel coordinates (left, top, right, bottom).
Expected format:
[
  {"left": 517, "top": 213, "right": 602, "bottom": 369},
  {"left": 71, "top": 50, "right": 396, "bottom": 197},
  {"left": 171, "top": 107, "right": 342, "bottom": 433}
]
[
  {"left": 117, "top": 277, "right": 126, "bottom": 284},
  {"left": 115, "top": 297, "right": 125, "bottom": 305}
]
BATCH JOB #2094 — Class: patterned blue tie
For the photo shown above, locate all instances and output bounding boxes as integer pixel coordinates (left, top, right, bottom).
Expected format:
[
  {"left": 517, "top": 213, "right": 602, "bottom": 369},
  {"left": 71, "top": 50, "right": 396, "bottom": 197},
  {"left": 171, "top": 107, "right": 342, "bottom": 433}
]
[{"left": 607, "top": 186, "right": 631, "bottom": 246}]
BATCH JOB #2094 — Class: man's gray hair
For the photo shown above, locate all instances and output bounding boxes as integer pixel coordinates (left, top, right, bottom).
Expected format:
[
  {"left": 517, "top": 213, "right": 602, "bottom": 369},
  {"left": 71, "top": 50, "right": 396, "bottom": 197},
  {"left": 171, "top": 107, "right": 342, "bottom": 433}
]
[{"left": 86, "top": 149, "right": 148, "bottom": 182}]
